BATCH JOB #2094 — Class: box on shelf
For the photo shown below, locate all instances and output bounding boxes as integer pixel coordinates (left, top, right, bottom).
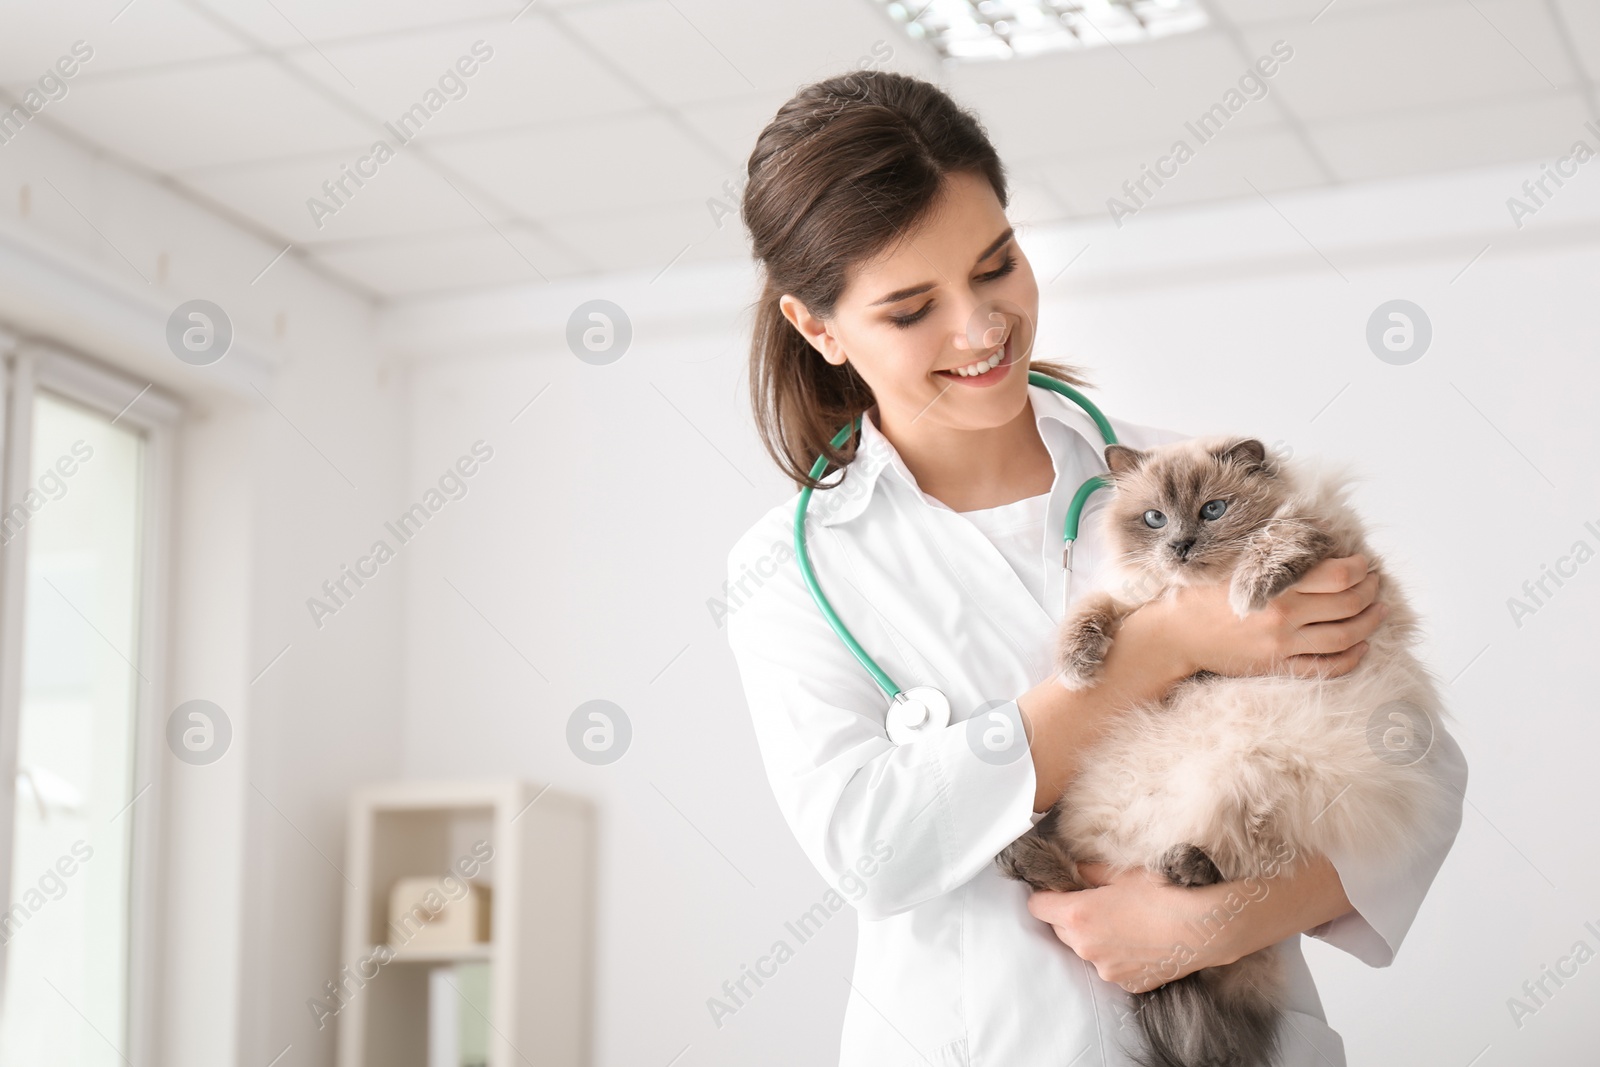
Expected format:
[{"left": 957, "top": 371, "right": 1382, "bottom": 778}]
[{"left": 388, "top": 876, "right": 492, "bottom": 951}]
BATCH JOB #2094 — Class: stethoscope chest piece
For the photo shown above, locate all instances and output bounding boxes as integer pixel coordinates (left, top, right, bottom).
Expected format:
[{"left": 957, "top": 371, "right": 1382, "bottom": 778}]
[{"left": 886, "top": 685, "right": 951, "bottom": 745}]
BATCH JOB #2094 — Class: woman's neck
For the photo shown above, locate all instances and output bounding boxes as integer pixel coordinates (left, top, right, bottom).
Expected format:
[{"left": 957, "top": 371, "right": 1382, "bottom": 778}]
[{"left": 875, "top": 395, "right": 1055, "bottom": 512}]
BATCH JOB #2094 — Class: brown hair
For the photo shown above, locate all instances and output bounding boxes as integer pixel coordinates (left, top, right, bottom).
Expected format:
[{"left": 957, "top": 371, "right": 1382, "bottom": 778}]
[{"left": 741, "top": 69, "right": 1092, "bottom": 490}]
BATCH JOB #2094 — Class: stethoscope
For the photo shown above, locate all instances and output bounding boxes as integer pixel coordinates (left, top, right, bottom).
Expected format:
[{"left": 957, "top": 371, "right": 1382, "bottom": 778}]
[{"left": 792, "top": 371, "right": 1118, "bottom": 744}]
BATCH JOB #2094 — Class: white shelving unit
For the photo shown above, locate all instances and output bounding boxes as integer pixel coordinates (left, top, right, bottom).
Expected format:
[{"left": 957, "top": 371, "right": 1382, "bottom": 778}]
[{"left": 336, "top": 780, "right": 594, "bottom": 1067}]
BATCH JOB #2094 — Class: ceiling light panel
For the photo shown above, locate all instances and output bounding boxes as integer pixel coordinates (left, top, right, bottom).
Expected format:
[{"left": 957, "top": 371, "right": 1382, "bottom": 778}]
[{"left": 876, "top": 0, "right": 1210, "bottom": 61}]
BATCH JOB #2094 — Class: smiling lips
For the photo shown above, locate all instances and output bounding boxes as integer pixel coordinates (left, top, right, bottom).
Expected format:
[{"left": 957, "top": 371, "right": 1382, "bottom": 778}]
[
  {"left": 945, "top": 347, "right": 1005, "bottom": 377},
  {"left": 935, "top": 331, "right": 1015, "bottom": 384}
]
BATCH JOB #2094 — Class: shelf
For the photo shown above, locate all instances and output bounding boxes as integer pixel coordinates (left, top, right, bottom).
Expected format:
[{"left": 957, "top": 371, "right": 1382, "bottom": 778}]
[
  {"left": 337, "top": 779, "right": 595, "bottom": 1067},
  {"left": 376, "top": 943, "right": 493, "bottom": 964}
]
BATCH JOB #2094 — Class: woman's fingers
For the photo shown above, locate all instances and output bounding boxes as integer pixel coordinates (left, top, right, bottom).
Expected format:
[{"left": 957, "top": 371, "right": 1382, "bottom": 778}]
[
  {"left": 1164, "top": 552, "right": 1387, "bottom": 679},
  {"left": 1284, "top": 640, "right": 1369, "bottom": 679},
  {"left": 1290, "top": 594, "right": 1388, "bottom": 656},
  {"left": 1026, "top": 889, "right": 1076, "bottom": 926},
  {"left": 1278, "top": 588, "right": 1386, "bottom": 677},
  {"left": 1284, "top": 563, "right": 1381, "bottom": 625},
  {"left": 1289, "top": 553, "right": 1370, "bottom": 595}
]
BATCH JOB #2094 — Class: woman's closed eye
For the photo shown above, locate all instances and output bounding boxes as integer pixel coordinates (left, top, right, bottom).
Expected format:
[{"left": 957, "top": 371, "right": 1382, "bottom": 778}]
[{"left": 888, "top": 253, "right": 1019, "bottom": 329}]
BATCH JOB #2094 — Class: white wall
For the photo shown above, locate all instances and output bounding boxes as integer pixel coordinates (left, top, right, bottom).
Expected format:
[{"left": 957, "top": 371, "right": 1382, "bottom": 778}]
[
  {"left": 0, "top": 119, "right": 409, "bottom": 1067},
  {"left": 391, "top": 157, "right": 1600, "bottom": 1067}
]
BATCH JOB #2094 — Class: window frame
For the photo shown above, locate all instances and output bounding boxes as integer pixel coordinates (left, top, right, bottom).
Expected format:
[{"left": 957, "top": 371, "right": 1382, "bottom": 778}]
[{"left": 0, "top": 337, "right": 181, "bottom": 1067}]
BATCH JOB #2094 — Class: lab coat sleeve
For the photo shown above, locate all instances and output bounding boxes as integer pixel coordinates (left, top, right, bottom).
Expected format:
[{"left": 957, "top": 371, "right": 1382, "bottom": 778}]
[
  {"left": 724, "top": 521, "right": 1040, "bottom": 922},
  {"left": 1304, "top": 719, "right": 1468, "bottom": 967}
]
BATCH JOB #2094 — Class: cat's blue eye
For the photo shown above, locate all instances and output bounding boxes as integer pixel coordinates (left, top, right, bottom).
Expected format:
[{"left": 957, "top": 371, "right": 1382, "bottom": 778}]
[
  {"left": 1200, "top": 499, "right": 1228, "bottom": 521},
  {"left": 1142, "top": 509, "right": 1167, "bottom": 529}
]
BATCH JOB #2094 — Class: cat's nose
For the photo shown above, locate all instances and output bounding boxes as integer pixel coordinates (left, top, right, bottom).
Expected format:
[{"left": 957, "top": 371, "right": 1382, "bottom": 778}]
[{"left": 1171, "top": 538, "right": 1195, "bottom": 561}]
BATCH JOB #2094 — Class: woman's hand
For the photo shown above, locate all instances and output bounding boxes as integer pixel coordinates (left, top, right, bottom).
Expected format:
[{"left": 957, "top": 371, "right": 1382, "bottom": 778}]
[
  {"left": 1027, "top": 862, "right": 1241, "bottom": 993},
  {"left": 1149, "top": 553, "right": 1388, "bottom": 680},
  {"left": 1028, "top": 857, "right": 1355, "bottom": 994}
]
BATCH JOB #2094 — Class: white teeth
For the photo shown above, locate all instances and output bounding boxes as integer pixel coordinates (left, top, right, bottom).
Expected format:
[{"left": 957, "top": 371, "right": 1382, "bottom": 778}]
[{"left": 952, "top": 348, "right": 1005, "bottom": 377}]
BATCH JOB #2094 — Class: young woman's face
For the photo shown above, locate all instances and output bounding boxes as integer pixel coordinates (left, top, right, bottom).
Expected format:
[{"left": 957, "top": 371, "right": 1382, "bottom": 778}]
[{"left": 782, "top": 169, "right": 1040, "bottom": 436}]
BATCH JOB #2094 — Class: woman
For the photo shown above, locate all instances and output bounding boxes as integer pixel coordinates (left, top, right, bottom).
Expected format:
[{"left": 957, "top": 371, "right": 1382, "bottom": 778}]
[{"left": 724, "top": 70, "right": 1466, "bottom": 1066}]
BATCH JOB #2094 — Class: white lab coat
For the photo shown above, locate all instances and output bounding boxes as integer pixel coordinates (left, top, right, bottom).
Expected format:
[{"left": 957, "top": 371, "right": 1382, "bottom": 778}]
[{"left": 724, "top": 380, "right": 1468, "bottom": 1066}]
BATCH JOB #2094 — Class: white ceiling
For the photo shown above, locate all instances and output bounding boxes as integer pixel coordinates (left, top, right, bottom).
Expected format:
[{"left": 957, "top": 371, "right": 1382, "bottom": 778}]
[{"left": 1, "top": 0, "right": 1594, "bottom": 302}]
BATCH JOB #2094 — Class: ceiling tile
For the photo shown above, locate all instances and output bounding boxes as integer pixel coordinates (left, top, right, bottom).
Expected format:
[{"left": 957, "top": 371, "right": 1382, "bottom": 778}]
[
  {"left": 0, "top": 1, "right": 248, "bottom": 81},
  {"left": 429, "top": 113, "right": 728, "bottom": 219},
  {"left": 581, "top": 0, "right": 936, "bottom": 94},
  {"left": 42, "top": 57, "right": 374, "bottom": 171},
  {"left": 1037, "top": 127, "right": 1326, "bottom": 217},
  {"left": 278, "top": 15, "right": 647, "bottom": 139},
  {"left": 1238, "top": 1, "right": 1580, "bottom": 123},
  {"left": 312, "top": 224, "right": 582, "bottom": 297},
  {"left": 1308, "top": 91, "right": 1594, "bottom": 183},
  {"left": 1550, "top": 0, "right": 1600, "bottom": 81},
  {"left": 540, "top": 200, "right": 718, "bottom": 276},
  {"left": 557, "top": 0, "right": 763, "bottom": 106},
  {"left": 180, "top": 150, "right": 510, "bottom": 244},
  {"left": 677, "top": 91, "right": 792, "bottom": 169},
  {"left": 1206, "top": 0, "right": 1427, "bottom": 25},
  {"left": 556, "top": 0, "right": 914, "bottom": 108},
  {"left": 189, "top": 0, "right": 525, "bottom": 49},
  {"left": 951, "top": 31, "right": 1286, "bottom": 165}
]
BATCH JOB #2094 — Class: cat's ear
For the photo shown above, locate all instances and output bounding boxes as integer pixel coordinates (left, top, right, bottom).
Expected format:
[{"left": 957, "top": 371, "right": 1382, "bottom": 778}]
[
  {"left": 1213, "top": 437, "right": 1271, "bottom": 475},
  {"left": 1104, "top": 444, "right": 1147, "bottom": 475}
]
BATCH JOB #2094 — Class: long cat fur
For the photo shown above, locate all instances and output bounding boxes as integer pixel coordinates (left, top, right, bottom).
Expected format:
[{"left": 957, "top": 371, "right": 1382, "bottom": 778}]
[{"left": 995, "top": 436, "right": 1457, "bottom": 1067}]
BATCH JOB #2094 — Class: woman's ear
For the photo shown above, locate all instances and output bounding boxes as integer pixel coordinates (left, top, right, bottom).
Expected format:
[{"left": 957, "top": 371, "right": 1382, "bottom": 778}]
[{"left": 780, "top": 293, "right": 847, "bottom": 365}]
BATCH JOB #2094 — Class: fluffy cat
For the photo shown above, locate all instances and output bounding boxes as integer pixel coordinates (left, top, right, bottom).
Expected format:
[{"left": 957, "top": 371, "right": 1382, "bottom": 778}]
[{"left": 995, "top": 436, "right": 1457, "bottom": 1067}]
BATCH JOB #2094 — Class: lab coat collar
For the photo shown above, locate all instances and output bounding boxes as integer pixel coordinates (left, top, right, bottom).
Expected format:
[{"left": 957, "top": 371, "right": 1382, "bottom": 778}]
[{"left": 811, "top": 377, "right": 1109, "bottom": 527}]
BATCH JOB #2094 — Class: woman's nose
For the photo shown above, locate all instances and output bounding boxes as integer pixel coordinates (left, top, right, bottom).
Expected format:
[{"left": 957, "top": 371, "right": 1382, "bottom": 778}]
[{"left": 950, "top": 300, "right": 1007, "bottom": 351}]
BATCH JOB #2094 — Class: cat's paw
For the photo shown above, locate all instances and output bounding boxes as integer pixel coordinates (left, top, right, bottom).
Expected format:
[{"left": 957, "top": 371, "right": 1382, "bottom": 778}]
[
  {"left": 1230, "top": 521, "right": 1341, "bottom": 618},
  {"left": 1157, "top": 843, "right": 1222, "bottom": 887},
  {"left": 1054, "top": 595, "right": 1123, "bottom": 689},
  {"left": 1228, "top": 569, "right": 1278, "bottom": 619},
  {"left": 996, "top": 831, "right": 1084, "bottom": 893}
]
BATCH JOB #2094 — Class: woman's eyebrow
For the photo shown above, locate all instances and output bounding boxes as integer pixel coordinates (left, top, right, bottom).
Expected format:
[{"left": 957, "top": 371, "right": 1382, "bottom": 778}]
[{"left": 868, "top": 227, "right": 1015, "bottom": 307}]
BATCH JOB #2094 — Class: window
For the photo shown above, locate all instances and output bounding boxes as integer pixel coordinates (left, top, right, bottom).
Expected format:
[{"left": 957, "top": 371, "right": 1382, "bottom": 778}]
[{"left": 0, "top": 343, "right": 177, "bottom": 1067}]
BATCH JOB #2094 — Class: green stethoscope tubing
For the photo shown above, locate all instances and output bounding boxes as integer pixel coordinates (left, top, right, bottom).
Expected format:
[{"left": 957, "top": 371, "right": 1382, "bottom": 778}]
[{"left": 792, "top": 370, "right": 1119, "bottom": 702}]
